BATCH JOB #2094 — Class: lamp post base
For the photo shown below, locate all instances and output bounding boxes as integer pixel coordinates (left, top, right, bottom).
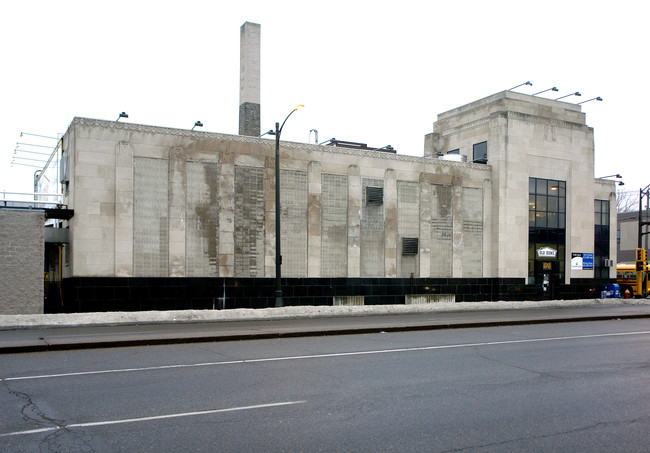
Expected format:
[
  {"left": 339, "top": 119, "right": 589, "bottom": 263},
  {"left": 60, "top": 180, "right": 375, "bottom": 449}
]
[{"left": 275, "top": 291, "right": 283, "bottom": 308}]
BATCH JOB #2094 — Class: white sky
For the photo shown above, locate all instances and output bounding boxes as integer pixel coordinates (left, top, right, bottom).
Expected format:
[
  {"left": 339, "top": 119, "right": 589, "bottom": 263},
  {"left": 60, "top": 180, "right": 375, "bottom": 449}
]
[{"left": 1, "top": 0, "right": 647, "bottom": 197}]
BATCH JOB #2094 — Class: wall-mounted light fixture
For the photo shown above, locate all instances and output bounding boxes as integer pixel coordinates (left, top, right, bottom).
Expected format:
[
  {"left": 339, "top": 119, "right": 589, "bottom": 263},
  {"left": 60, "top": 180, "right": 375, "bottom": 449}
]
[
  {"left": 578, "top": 97, "right": 603, "bottom": 105},
  {"left": 319, "top": 137, "right": 336, "bottom": 146},
  {"left": 372, "top": 145, "right": 394, "bottom": 152},
  {"left": 555, "top": 92, "right": 581, "bottom": 101},
  {"left": 191, "top": 121, "right": 203, "bottom": 131},
  {"left": 116, "top": 112, "right": 128, "bottom": 121},
  {"left": 533, "top": 87, "right": 559, "bottom": 96},
  {"left": 259, "top": 129, "right": 275, "bottom": 138},
  {"left": 598, "top": 174, "right": 624, "bottom": 186},
  {"left": 509, "top": 81, "right": 532, "bottom": 91}
]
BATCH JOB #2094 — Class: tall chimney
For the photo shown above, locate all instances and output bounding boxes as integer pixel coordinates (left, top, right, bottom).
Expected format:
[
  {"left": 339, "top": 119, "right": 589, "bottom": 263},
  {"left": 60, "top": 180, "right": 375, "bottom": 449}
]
[{"left": 239, "top": 22, "right": 261, "bottom": 137}]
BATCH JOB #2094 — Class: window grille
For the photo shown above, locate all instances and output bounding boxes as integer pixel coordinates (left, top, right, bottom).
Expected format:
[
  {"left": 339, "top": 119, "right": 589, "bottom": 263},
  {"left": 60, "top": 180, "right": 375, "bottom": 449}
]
[
  {"left": 402, "top": 237, "right": 419, "bottom": 255},
  {"left": 366, "top": 186, "right": 383, "bottom": 205}
]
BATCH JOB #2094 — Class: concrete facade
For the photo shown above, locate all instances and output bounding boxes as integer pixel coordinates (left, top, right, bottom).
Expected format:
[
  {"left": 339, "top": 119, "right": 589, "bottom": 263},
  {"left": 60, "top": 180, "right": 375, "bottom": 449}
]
[
  {"left": 0, "top": 209, "right": 44, "bottom": 314},
  {"left": 48, "top": 91, "right": 616, "bottom": 288},
  {"left": 425, "top": 91, "right": 617, "bottom": 282},
  {"left": 57, "top": 117, "right": 492, "bottom": 281},
  {"left": 26, "top": 90, "right": 619, "bottom": 311}
]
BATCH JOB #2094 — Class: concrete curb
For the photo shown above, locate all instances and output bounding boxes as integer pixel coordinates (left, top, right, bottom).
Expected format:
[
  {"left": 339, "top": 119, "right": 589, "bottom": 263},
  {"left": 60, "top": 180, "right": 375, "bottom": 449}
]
[
  {"left": 3, "top": 299, "right": 649, "bottom": 330},
  {"left": 2, "top": 311, "right": 648, "bottom": 354}
]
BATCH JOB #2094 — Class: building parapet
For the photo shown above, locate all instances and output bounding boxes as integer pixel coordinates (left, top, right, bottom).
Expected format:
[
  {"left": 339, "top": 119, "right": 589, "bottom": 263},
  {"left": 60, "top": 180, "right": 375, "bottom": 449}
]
[{"left": 70, "top": 117, "right": 492, "bottom": 171}]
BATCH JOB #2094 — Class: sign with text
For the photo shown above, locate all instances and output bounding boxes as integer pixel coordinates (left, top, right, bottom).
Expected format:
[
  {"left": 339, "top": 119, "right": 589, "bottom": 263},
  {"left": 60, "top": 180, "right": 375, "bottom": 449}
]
[
  {"left": 537, "top": 247, "right": 557, "bottom": 258},
  {"left": 571, "top": 252, "right": 594, "bottom": 270},
  {"left": 571, "top": 253, "right": 583, "bottom": 270}
]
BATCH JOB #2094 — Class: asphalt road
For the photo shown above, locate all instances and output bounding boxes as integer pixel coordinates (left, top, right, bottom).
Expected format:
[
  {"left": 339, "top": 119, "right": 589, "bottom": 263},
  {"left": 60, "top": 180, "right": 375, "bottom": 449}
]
[{"left": 1, "top": 319, "right": 649, "bottom": 452}]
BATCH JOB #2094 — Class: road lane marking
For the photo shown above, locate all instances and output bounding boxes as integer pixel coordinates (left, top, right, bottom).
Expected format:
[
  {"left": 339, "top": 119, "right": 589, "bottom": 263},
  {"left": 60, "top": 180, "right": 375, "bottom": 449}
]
[
  {"left": 0, "top": 401, "right": 306, "bottom": 438},
  {"left": 3, "top": 330, "right": 649, "bottom": 382}
]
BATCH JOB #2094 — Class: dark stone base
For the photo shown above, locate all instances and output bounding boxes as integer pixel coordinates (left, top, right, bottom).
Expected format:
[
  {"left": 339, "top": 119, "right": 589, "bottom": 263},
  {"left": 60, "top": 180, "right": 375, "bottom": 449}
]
[
  {"left": 238, "top": 102, "right": 260, "bottom": 137},
  {"left": 45, "top": 277, "right": 615, "bottom": 314}
]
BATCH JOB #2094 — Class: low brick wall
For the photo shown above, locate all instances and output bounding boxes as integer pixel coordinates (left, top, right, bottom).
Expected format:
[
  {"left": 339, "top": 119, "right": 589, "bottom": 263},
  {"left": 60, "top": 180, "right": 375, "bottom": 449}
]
[{"left": 0, "top": 209, "right": 44, "bottom": 314}]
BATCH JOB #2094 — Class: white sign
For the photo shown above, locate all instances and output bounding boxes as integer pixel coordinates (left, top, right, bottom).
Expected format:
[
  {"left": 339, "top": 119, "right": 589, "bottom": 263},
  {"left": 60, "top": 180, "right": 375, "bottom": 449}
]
[
  {"left": 571, "top": 252, "right": 594, "bottom": 270},
  {"left": 571, "top": 253, "right": 583, "bottom": 270},
  {"left": 537, "top": 247, "right": 557, "bottom": 258}
]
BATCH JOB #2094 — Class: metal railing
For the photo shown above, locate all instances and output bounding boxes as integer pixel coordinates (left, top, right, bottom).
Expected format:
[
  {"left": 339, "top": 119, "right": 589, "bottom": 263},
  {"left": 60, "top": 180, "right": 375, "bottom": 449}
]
[{"left": 1, "top": 191, "right": 63, "bottom": 209}]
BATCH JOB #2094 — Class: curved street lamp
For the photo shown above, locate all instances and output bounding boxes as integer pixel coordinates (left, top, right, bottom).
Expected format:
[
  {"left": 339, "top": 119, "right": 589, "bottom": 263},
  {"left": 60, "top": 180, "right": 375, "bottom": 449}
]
[{"left": 274, "top": 105, "right": 304, "bottom": 307}]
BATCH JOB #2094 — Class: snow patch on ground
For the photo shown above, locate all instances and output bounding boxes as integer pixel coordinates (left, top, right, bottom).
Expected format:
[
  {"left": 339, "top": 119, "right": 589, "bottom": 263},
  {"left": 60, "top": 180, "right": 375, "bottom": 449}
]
[{"left": 2, "top": 298, "right": 649, "bottom": 329}]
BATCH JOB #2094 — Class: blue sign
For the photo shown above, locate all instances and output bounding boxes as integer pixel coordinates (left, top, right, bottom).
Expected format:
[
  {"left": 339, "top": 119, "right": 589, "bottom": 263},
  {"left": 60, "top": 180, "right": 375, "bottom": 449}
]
[{"left": 582, "top": 253, "right": 594, "bottom": 270}]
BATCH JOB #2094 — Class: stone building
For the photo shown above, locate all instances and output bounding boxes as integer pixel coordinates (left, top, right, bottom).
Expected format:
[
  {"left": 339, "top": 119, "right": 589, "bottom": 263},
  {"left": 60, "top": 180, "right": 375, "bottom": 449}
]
[
  {"left": 30, "top": 88, "right": 617, "bottom": 312},
  {"left": 618, "top": 210, "right": 649, "bottom": 263},
  {"left": 10, "top": 21, "right": 615, "bottom": 313},
  {"left": 425, "top": 91, "right": 616, "bottom": 282}
]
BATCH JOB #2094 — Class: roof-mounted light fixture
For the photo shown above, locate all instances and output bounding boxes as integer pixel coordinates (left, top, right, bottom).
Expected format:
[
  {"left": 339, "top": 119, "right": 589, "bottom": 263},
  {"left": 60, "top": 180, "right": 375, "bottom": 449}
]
[
  {"left": 555, "top": 92, "right": 581, "bottom": 101},
  {"left": 599, "top": 174, "right": 624, "bottom": 186},
  {"left": 319, "top": 137, "right": 336, "bottom": 146},
  {"left": 259, "top": 129, "right": 276, "bottom": 138},
  {"left": 577, "top": 96, "right": 603, "bottom": 105},
  {"left": 116, "top": 112, "right": 128, "bottom": 121},
  {"left": 533, "top": 87, "right": 559, "bottom": 96},
  {"left": 509, "top": 81, "right": 532, "bottom": 91},
  {"left": 191, "top": 121, "right": 203, "bottom": 131}
]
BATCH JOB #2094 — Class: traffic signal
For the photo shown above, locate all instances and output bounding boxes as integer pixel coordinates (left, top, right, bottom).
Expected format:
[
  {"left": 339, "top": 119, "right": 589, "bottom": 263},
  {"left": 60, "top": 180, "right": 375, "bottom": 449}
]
[{"left": 637, "top": 248, "right": 647, "bottom": 271}]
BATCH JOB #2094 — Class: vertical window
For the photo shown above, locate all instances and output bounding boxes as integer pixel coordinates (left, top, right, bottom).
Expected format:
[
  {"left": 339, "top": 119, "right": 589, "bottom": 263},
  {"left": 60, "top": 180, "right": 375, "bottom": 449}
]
[
  {"left": 472, "top": 141, "right": 487, "bottom": 164},
  {"left": 594, "top": 200, "right": 610, "bottom": 279},
  {"left": 529, "top": 178, "right": 566, "bottom": 282}
]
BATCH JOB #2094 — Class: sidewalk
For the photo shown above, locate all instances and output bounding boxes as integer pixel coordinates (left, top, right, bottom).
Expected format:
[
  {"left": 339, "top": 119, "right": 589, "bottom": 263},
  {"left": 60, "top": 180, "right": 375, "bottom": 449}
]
[{"left": 1, "top": 299, "right": 649, "bottom": 354}]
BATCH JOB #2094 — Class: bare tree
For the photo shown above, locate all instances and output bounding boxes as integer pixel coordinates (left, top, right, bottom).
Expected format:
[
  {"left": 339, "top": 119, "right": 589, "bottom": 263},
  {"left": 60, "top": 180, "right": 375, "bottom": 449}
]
[{"left": 616, "top": 187, "right": 639, "bottom": 213}]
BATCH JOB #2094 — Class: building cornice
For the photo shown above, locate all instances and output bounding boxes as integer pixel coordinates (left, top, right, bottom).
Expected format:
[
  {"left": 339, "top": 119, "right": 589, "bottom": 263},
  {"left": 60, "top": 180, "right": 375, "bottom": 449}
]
[
  {"left": 505, "top": 111, "right": 588, "bottom": 130},
  {"left": 436, "top": 111, "right": 588, "bottom": 138},
  {"left": 71, "top": 117, "right": 491, "bottom": 171},
  {"left": 439, "top": 118, "right": 490, "bottom": 137}
]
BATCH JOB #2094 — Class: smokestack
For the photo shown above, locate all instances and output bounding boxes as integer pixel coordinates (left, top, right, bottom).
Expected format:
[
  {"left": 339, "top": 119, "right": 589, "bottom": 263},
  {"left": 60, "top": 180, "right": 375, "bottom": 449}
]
[{"left": 239, "top": 22, "right": 261, "bottom": 137}]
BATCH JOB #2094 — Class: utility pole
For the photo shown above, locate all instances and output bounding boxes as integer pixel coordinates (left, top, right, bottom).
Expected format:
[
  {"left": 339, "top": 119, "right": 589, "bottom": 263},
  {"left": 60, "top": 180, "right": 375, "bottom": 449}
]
[
  {"left": 637, "top": 184, "right": 650, "bottom": 297},
  {"left": 639, "top": 184, "right": 650, "bottom": 249}
]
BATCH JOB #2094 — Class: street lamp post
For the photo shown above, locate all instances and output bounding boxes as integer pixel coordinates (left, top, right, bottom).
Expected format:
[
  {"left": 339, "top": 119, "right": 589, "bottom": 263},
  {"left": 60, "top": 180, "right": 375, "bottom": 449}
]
[{"left": 274, "top": 105, "right": 303, "bottom": 307}]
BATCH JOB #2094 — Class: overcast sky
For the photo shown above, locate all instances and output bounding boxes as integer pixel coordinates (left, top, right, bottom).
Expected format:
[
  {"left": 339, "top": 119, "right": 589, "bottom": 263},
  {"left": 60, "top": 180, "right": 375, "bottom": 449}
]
[{"left": 1, "top": 0, "right": 647, "bottom": 199}]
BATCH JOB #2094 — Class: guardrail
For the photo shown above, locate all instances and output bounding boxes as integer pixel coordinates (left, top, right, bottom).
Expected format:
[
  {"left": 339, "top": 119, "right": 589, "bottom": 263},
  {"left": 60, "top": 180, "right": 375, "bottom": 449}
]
[{"left": 1, "top": 191, "right": 63, "bottom": 209}]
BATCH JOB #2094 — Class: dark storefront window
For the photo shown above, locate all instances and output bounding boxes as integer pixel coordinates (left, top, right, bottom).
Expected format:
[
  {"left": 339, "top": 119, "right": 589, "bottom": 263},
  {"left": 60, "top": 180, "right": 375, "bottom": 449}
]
[
  {"left": 529, "top": 178, "right": 566, "bottom": 282},
  {"left": 594, "top": 199, "right": 610, "bottom": 279}
]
